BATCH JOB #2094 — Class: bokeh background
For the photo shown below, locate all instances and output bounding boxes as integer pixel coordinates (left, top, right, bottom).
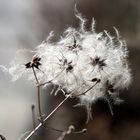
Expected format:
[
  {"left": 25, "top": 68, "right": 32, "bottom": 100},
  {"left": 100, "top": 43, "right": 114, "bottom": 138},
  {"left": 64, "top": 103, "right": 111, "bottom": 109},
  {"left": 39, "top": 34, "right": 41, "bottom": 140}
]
[{"left": 0, "top": 0, "right": 140, "bottom": 140}]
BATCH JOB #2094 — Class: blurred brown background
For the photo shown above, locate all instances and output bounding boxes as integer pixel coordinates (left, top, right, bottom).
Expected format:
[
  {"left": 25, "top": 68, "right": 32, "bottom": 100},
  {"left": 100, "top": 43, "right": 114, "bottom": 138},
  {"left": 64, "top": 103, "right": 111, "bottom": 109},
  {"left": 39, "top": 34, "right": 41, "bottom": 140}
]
[{"left": 0, "top": 0, "right": 140, "bottom": 140}]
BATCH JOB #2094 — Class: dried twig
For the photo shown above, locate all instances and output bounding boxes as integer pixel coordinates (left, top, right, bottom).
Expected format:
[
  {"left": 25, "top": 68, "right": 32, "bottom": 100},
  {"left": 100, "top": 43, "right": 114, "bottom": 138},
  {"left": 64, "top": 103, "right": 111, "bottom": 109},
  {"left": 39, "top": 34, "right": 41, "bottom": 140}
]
[
  {"left": 32, "top": 67, "right": 43, "bottom": 121},
  {"left": 24, "top": 93, "right": 72, "bottom": 140}
]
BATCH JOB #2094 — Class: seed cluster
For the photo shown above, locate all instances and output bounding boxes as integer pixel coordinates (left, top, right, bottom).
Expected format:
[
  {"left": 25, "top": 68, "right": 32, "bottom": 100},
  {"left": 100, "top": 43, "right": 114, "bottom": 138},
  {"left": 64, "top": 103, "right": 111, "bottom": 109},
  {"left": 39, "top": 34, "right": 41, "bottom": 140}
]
[{"left": 8, "top": 10, "right": 131, "bottom": 121}]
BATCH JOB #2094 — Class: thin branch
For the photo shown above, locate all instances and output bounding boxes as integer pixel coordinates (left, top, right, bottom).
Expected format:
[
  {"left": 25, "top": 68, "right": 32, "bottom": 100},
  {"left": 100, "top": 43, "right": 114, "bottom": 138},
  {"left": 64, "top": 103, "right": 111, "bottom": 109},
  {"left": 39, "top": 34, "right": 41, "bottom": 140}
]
[
  {"left": 24, "top": 93, "right": 72, "bottom": 140},
  {"left": 32, "top": 105, "right": 87, "bottom": 138},
  {"left": 37, "top": 86, "right": 42, "bottom": 119},
  {"left": 32, "top": 67, "right": 42, "bottom": 120},
  {"left": 25, "top": 62, "right": 93, "bottom": 140},
  {"left": 32, "top": 67, "right": 39, "bottom": 84}
]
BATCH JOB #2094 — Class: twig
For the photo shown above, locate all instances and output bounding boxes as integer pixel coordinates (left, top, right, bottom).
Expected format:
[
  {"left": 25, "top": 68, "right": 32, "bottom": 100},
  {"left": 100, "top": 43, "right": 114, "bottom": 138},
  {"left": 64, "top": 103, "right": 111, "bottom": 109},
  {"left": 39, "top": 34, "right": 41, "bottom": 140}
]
[
  {"left": 32, "top": 67, "right": 43, "bottom": 120},
  {"left": 29, "top": 105, "right": 87, "bottom": 140},
  {"left": 24, "top": 93, "right": 72, "bottom": 140},
  {"left": 25, "top": 61, "right": 95, "bottom": 140},
  {"left": 32, "top": 67, "right": 39, "bottom": 84}
]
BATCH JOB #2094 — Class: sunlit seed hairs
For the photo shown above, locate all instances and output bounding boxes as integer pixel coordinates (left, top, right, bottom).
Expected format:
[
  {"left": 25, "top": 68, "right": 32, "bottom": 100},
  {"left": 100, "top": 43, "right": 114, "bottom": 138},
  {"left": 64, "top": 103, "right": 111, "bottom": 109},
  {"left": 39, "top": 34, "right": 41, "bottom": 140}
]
[{"left": 7, "top": 8, "right": 131, "bottom": 122}]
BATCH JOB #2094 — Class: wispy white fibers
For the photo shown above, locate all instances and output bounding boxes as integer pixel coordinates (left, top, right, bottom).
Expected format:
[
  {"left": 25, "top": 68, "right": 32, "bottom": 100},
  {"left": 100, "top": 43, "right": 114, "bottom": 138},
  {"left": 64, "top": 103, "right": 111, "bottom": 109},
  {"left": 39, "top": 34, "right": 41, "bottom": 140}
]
[{"left": 7, "top": 9, "right": 131, "bottom": 122}]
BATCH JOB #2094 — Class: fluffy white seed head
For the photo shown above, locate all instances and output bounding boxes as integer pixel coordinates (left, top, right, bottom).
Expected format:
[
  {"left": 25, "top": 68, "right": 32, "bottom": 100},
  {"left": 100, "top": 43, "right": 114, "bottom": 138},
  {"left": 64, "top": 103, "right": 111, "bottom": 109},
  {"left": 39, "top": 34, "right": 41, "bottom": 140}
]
[{"left": 6, "top": 10, "right": 131, "bottom": 121}]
